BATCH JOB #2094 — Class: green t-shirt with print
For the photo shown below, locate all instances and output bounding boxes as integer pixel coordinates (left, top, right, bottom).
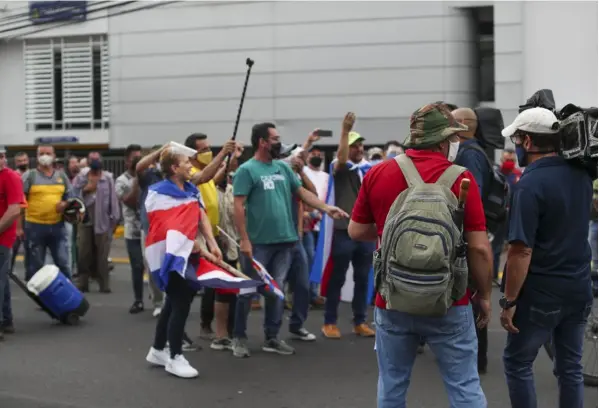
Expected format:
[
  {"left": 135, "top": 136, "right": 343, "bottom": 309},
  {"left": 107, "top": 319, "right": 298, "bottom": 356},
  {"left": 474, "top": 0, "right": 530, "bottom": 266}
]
[{"left": 233, "top": 158, "right": 301, "bottom": 245}]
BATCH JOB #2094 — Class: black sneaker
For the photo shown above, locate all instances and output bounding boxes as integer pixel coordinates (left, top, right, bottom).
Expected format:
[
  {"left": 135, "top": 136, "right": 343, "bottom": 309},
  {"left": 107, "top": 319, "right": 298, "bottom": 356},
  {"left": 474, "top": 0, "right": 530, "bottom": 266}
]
[
  {"left": 210, "top": 338, "right": 233, "bottom": 351},
  {"left": 1, "top": 322, "right": 15, "bottom": 334},
  {"left": 290, "top": 328, "right": 317, "bottom": 342},
  {"left": 129, "top": 301, "right": 144, "bottom": 314},
  {"left": 182, "top": 333, "right": 202, "bottom": 352},
  {"left": 262, "top": 338, "right": 295, "bottom": 355}
]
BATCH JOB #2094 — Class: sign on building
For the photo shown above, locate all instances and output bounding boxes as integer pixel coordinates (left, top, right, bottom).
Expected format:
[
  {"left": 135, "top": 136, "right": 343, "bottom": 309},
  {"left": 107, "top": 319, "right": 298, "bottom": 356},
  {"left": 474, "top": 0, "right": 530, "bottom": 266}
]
[{"left": 29, "top": 1, "right": 87, "bottom": 25}]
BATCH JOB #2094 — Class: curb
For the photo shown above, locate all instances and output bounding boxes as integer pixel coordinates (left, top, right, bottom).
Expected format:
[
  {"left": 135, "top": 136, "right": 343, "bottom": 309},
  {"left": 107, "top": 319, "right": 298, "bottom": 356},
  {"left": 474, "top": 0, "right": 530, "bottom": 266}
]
[{"left": 14, "top": 255, "right": 131, "bottom": 265}]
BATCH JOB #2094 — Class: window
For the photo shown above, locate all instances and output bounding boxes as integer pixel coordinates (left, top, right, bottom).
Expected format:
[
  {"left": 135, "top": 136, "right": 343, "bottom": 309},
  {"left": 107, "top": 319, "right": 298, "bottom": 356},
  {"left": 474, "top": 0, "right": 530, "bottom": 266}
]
[
  {"left": 470, "top": 7, "right": 495, "bottom": 103},
  {"left": 24, "top": 36, "right": 109, "bottom": 131}
]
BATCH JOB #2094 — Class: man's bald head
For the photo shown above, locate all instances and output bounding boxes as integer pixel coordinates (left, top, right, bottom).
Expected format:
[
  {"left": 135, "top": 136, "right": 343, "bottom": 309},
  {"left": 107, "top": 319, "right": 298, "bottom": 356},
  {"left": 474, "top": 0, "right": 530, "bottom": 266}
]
[{"left": 451, "top": 108, "right": 478, "bottom": 140}]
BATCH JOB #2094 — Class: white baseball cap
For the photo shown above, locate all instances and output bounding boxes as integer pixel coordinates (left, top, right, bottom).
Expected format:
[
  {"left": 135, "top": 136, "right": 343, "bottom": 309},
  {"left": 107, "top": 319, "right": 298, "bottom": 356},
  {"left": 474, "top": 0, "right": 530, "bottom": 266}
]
[{"left": 501, "top": 107, "right": 560, "bottom": 138}]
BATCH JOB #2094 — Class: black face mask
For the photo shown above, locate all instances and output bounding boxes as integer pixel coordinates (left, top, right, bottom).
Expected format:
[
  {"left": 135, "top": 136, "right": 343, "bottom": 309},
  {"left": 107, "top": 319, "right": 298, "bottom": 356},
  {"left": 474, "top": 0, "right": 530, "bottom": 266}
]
[
  {"left": 309, "top": 156, "right": 323, "bottom": 168},
  {"left": 17, "top": 165, "right": 28, "bottom": 172},
  {"left": 89, "top": 159, "right": 103, "bottom": 171},
  {"left": 269, "top": 143, "right": 282, "bottom": 159}
]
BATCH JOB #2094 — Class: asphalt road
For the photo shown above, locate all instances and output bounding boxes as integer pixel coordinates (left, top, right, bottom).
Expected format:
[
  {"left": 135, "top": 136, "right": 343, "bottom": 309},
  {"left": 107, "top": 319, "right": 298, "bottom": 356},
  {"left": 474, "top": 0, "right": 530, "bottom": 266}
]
[{"left": 1, "top": 262, "right": 596, "bottom": 408}]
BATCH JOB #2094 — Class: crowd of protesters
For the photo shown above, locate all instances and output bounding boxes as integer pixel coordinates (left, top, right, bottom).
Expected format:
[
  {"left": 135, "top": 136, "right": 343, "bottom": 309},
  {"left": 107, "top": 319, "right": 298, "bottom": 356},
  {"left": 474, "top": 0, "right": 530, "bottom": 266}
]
[{"left": 0, "top": 100, "right": 595, "bottom": 408}]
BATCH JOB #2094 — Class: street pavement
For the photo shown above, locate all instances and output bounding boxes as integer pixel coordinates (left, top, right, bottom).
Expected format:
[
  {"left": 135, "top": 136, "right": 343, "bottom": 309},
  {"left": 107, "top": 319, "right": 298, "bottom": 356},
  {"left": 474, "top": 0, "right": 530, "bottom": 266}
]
[{"left": 1, "top": 249, "right": 597, "bottom": 408}]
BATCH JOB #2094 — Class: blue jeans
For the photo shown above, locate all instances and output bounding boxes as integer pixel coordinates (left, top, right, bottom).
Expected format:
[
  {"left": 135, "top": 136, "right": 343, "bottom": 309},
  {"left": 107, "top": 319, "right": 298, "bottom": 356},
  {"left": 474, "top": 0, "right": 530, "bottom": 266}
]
[
  {"left": 590, "top": 221, "right": 598, "bottom": 273},
  {"left": 25, "top": 221, "right": 71, "bottom": 280},
  {"left": 233, "top": 242, "right": 294, "bottom": 340},
  {"left": 287, "top": 241, "right": 310, "bottom": 331},
  {"left": 375, "top": 305, "right": 486, "bottom": 408},
  {"left": 503, "top": 300, "right": 591, "bottom": 408},
  {"left": 125, "top": 238, "right": 144, "bottom": 302},
  {"left": 302, "top": 231, "right": 319, "bottom": 301},
  {"left": 0, "top": 246, "right": 13, "bottom": 326},
  {"left": 325, "top": 229, "right": 375, "bottom": 325}
]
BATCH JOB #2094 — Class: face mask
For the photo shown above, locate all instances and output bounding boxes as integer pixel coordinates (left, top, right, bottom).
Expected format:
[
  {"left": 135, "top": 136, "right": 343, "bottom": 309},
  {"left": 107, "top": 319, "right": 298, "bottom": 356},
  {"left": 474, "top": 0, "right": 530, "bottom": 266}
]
[
  {"left": 155, "top": 163, "right": 161, "bottom": 171},
  {"left": 370, "top": 159, "right": 382, "bottom": 166},
  {"left": 89, "top": 159, "right": 103, "bottom": 171},
  {"left": 387, "top": 152, "right": 398, "bottom": 159},
  {"left": 309, "top": 156, "right": 322, "bottom": 168},
  {"left": 515, "top": 145, "right": 527, "bottom": 167},
  {"left": 38, "top": 154, "right": 54, "bottom": 167},
  {"left": 447, "top": 141, "right": 460, "bottom": 162},
  {"left": 501, "top": 160, "right": 516, "bottom": 174},
  {"left": 17, "top": 165, "right": 28, "bottom": 172},
  {"left": 269, "top": 142, "right": 282, "bottom": 159},
  {"left": 196, "top": 151, "right": 213, "bottom": 166}
]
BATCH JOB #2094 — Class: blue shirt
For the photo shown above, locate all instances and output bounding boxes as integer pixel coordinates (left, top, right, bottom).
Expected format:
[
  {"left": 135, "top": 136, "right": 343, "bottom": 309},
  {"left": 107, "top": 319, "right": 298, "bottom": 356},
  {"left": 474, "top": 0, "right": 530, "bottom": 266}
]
[
  {"left": 138, "top": 168, "right": 163, "bottom": 234},
  {"left": 508, "top": 156, "right": 593, "bottom": 303},
  {"left": 455, "top": 139, "right": 490, "bottom": 196}
]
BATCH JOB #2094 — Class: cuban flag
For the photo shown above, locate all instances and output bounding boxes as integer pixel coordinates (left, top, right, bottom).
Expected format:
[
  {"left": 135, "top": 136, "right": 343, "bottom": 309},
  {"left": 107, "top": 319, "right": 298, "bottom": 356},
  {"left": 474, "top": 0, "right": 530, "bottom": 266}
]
[
  {"left": 144, "top": 180, "right": 261, "bottom": 292},
  {"left": 309, "top": 159, "right": 375, "bottom": 304}
]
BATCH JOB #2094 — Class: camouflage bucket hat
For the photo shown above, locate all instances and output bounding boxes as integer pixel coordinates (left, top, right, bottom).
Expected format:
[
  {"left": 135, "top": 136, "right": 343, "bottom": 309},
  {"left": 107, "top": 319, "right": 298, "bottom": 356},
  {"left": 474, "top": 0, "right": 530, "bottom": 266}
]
[{"left": 402, "top": 103, "right": 468, "bottom": 148}]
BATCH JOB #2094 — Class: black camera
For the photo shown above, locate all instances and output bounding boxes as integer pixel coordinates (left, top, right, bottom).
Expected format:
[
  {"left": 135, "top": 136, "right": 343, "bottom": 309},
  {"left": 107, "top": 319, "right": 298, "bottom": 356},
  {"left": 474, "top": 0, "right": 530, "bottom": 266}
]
[{"left": 519, "top": 89, "right": 597, "bottom": 175}]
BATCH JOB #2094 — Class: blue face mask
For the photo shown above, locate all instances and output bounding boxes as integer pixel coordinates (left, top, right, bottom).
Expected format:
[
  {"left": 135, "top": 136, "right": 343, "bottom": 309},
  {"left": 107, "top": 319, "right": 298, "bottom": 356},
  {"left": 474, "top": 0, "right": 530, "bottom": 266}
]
[
  {"left": 370, "top": 159, "right": 382, "bottom": 166},
  {"left": 515, "top": 144, "right": 527, "bottom": 167},
  {"left": 387, "top": 152, "right": 397, "bottom": 159}
]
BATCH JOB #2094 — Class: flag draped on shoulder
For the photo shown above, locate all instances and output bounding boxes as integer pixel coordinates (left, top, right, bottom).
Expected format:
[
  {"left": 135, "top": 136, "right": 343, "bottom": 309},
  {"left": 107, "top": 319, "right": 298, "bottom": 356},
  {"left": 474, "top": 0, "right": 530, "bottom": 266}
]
[
  {"left": 144, "top": 179, "right": 260, "bottom": 292},
  {"left": 309, "top": 159, "right": 375, "bottom": 303}
]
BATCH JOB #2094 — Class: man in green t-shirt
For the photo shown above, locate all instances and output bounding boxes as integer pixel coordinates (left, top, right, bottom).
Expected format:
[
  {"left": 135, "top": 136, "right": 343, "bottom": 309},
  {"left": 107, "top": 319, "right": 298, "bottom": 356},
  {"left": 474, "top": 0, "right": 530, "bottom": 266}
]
[{"left": 232, "top": 122, "right": 347, "bottom": 358}]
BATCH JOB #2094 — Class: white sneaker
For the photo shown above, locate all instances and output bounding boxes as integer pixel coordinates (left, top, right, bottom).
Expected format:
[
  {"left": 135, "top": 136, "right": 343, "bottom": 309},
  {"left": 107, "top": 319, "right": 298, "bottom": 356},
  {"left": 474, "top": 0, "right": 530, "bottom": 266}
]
[
  {"left": 146, "top": 347, "right": 169, "bottom": 367},
  {"left": 165, "top": 354, "right": 199, "bottom": 379},
  {"left": 152, "top": 307, "right": 162, "bottom": 318}
]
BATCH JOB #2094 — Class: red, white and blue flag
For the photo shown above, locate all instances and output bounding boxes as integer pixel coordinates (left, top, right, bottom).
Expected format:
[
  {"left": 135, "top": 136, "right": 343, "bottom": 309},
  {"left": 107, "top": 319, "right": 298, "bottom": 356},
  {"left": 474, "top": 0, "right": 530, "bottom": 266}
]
[
  {"left": 239, "top": 259, "right": 285, "bottom": 300},
  {"left": 144, "top": 180, "right": 262, "bottom": 292},
  {"left": 309, "top": 159, "right": 375, "bottom": 303}
]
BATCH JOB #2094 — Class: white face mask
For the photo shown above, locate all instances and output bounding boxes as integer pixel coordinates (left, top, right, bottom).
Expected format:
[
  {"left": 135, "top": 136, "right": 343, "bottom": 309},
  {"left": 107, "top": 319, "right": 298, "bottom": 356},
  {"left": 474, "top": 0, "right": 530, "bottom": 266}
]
[
  {"left": 447, "top": 141, "right": 460, "bottom": 162},
  {"left": 38, "top": 154, "right": 54, "bottom": 167}
]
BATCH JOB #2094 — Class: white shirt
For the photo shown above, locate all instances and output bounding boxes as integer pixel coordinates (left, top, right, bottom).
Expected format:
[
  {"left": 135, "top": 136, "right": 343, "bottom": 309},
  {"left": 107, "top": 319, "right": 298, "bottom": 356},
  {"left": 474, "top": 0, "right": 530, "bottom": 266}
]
[{"left": 303, "top": 166, "right": 329, "bottom": 231}]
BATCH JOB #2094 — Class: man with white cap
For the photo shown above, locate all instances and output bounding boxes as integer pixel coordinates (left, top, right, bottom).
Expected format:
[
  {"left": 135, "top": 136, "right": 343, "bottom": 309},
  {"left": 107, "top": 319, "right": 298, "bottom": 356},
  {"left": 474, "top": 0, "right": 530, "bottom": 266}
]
[{"left": 499, "top": 107, "right": 594, "bottom": 408}]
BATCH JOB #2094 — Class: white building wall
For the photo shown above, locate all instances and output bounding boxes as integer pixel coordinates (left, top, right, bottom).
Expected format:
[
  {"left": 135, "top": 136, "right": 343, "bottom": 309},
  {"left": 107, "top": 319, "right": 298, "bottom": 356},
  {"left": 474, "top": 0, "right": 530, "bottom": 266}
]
[
  {"left": 109, "top": 1, "right": 476, "bottom": 147},
  {"left": 0, "top": 1, "right": 596, "bottom": 148},
  {"left": 0, "top": 0, "right": 110, "bottom": 145}
]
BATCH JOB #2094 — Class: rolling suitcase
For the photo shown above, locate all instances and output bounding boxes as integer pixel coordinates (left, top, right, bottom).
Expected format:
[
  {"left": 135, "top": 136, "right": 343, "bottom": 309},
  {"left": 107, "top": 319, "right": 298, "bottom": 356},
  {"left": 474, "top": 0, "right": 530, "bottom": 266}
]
[{"left": 9, "top": 265, "right": 89, "bottom": 325}]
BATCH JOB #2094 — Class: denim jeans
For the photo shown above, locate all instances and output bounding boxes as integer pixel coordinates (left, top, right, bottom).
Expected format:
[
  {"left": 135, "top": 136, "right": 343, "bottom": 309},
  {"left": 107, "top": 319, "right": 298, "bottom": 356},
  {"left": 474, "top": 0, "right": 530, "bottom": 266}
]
[
  {"left": 233, "top": 242, "right": 294, "bottom": 340},
  {"left": 287, "top": 240, "right": 311, "bottom": 331},
  {"left": 503, "top": 299, "right": 591, "bottom": 408},
  {"left": 589, "top": 221, "right": 598, "bottom": 274},
  {"left": 125, "top": 238, "right": 144, "bottom": 302},
  {"left": 375, "top": 305, "right": 486, "bottom": 408},
  {"left": 325, "top": 229, "right": 375, "bottom": 325},
  {"left": 0, "top": 246, "right": 13, "bottom": 326},
  {"left": 302, "top": 231, "right": 319, "bottom": 301},
  {"left": 25, "top": 221, "right": 71, "bottom": 280}
]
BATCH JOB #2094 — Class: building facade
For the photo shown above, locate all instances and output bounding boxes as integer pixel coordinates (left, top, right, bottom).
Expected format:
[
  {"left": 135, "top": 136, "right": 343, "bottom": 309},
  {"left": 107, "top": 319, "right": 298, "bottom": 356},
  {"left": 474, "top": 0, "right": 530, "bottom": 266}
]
[{"left": 0, "top": 1, "right": 597, "bottom": 148}]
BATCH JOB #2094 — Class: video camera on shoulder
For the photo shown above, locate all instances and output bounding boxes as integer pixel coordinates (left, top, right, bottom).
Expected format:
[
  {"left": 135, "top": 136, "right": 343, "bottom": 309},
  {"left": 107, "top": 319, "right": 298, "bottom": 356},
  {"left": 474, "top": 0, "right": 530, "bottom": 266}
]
[{"left": 519, "top": 89, "right": 598, "bottom": 172}]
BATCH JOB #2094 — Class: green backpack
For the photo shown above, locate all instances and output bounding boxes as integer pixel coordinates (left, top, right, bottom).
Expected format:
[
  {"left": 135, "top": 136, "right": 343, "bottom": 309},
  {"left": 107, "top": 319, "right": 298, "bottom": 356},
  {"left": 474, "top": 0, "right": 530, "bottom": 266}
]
[{"left": 373, "top": 155, "right": 469, "bottom": 317}]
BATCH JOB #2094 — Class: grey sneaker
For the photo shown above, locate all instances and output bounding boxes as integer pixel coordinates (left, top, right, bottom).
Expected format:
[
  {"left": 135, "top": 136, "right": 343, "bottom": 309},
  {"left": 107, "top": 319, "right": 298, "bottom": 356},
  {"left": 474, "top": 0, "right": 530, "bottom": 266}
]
[
  {"left": 182, "top": 335, "right": 202, "bottom": 352},
  {"left": 210, "top": 338, "right": 233, "bottom": 351},
  {"left": 262, "top": 338, "right": 295, "bottom": 355},
  {"left": 199, "top": 326, "right": 215, "bottom": 340},
  {"left": 232, "top": 338, "right": 250, "bottom": 358}
]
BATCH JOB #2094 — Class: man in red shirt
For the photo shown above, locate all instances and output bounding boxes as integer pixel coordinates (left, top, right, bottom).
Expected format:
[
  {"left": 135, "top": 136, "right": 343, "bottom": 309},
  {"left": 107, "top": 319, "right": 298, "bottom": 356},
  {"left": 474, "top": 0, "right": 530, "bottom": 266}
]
[
  {"left": 0, "top": 146, "right": 25, "bottom": 340},
  {"left": 348, "top": 104, "right": 493, "bottom": 408}
]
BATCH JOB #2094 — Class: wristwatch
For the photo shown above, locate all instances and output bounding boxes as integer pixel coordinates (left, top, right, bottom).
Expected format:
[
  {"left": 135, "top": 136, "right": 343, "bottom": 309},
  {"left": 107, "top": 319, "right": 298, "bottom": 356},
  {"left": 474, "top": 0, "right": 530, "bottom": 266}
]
[{"left": 499, "top": 297, "right": 517, "bottom": 310}]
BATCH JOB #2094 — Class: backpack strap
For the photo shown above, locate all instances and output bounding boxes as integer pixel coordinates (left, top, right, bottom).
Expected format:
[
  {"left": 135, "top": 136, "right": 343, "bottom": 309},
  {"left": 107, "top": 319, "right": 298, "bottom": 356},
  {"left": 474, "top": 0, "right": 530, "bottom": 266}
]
[
  {"left": 395, "top": 155, "right": 424, "bottom": 187},
  {"left": 435, "top": 165, "right": 467, "bottom": 189}
]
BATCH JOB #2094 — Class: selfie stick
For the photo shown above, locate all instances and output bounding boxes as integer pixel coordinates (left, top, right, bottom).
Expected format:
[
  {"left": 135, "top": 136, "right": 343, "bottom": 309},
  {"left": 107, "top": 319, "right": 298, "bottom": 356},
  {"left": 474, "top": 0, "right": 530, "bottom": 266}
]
[{"left": 221, "top": 58, "right": 254, "bottom": 187}]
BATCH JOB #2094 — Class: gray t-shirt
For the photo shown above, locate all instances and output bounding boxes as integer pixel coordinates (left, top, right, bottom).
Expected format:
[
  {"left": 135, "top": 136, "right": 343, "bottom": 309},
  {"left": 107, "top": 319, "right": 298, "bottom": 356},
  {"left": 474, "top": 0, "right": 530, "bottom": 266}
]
[
  {"left": 115, "top": 172, "right": 141, "bottom": 240},
  {"left": 333, "top": 166, "right": 362, "bottom": 230}
]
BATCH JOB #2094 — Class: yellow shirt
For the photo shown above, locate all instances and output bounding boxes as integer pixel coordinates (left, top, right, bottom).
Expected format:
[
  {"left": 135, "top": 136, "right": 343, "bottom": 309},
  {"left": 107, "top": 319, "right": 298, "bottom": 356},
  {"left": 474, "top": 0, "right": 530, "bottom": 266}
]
[
  {"left": 190, "top": 167, "right": 219, "bottom": 236},
  {"left": 24, "top": 169, "right": 67, "bottom": 225}
]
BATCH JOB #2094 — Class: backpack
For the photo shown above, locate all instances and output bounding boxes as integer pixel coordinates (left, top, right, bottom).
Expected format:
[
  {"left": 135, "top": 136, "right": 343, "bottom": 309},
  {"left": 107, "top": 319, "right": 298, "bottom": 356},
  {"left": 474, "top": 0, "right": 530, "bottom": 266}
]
[
  {"left": 373, "top": 155, "right": 469, "bottom": 317},
  {"left": 456, "top": 143, "right": 509, "bottom": 236}
]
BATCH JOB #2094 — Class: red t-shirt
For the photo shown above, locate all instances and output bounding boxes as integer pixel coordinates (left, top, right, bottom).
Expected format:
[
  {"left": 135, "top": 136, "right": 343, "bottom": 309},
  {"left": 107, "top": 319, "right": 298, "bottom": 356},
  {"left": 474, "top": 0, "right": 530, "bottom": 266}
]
[
  {"left": 0, "top": 168, "right": 25, "bottom": 248},
  {"left": 351, "top": 150, "right": 487, "bottom": 309}
]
